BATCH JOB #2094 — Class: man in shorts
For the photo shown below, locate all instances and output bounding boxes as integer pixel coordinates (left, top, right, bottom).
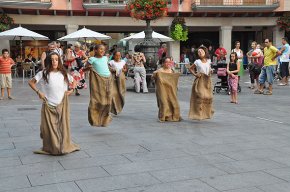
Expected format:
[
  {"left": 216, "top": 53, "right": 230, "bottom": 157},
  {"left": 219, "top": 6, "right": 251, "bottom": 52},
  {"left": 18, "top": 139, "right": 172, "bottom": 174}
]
[
  {"left": 0, "top": 49, "right": 15, "bottom": 100},
  {"left": 254, "top": 39, "right": 280, "bottom": 95}
]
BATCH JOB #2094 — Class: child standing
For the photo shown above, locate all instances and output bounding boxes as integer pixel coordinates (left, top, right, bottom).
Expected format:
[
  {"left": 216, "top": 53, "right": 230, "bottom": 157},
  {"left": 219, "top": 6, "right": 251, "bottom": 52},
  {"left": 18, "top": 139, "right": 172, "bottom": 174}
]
[
  {"left": 227, "top": 52, "right": 240, "bottom": 104},
  {"left": 188, "top": 46, "right": 214, "bottom": 120},
  {"left": 28, "top": 52, "right": 80, "bottom": 155},
  {"left": 0, "top": 49, "right": 15, "bottom": 100},
  {"left": 87, "top": 44, "right": 112, "bottom": 127}
]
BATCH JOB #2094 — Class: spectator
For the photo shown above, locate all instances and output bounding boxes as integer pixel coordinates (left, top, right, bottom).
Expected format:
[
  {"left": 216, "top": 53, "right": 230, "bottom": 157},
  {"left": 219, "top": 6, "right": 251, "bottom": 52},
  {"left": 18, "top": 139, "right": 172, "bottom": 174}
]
[
  {"left": 278, "top": 37, "right": 290, "bottom": 86},
  {"left": 0, "top": 49, "right": 15, "bottom": 100},
  {"left": 215, "top": 44, "right": 227, "bottom": 61},
  {"left": 247, "top": 41, "right": 263, "bottom": 89},
  {"left": 254, "top": 39, "right": 280, "bottom": 95},
  {"left": 41, "top": 42, "right": 56, "bottom": 69}
]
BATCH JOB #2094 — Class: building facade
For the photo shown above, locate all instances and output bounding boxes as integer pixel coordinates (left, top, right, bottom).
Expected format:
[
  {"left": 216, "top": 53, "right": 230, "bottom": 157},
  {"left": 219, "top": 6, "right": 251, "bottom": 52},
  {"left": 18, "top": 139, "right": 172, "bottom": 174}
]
[{"left": 0, "top": 0, "right": 289, "bottom": 61}]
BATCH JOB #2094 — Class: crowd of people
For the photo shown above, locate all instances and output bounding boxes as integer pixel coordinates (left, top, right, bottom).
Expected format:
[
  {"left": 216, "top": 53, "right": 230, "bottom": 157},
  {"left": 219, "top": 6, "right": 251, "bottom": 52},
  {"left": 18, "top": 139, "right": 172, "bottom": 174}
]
[{"left": 0, "top": 36, "right": 289, "bottom": 156}]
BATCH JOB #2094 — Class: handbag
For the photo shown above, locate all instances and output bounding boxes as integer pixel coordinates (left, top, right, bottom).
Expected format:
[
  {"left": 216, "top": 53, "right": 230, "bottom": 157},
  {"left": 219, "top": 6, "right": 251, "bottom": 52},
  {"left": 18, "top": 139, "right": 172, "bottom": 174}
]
[{"left": 73, "top": 51, "right": 84, "bottom": 68}]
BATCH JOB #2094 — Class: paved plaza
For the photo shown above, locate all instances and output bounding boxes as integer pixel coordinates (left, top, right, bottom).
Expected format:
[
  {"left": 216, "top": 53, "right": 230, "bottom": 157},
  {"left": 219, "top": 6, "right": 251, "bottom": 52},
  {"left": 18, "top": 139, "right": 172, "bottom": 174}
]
[{"left": 0, "top": 72, "right": 290, "bottom": 192}]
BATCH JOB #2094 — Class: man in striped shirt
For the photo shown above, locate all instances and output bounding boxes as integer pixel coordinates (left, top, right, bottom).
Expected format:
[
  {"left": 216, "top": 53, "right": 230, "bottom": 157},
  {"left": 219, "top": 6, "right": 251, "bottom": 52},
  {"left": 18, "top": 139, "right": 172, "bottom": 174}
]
[{"left": 0, "top": 49, "right": 15, "bottom": 100}]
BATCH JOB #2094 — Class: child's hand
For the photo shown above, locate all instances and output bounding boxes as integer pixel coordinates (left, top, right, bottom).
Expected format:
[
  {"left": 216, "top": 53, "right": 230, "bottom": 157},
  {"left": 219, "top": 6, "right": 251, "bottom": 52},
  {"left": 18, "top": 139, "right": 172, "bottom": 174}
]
[
  {"left": 38, "top": 92, "right": 45, "bottom": 100},
  {"left": 65, "top": 89, "right": 74, "bottom": 96}
]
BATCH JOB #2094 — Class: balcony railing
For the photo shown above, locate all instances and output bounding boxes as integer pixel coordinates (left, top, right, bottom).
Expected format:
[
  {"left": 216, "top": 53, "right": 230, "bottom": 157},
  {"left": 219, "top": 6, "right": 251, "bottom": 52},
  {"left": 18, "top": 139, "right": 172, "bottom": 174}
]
[
  {"left": 83, "top": 0, "right": 172, "bottom": 9},
  {"left": 0, "top": 0, "right": 52, "bottom": 9},
  {"left": 192, "top": 0, "right": 280, "bottom": 11}
]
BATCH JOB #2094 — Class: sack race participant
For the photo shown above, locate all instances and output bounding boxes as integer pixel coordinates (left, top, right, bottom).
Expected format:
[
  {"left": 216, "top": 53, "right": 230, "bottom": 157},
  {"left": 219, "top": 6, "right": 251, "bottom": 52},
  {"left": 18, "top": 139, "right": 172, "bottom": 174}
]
[
  {"left": 188, "top": 46, "right": 214, "bottom": 120},
  {"left": 109, "top": 51, "right": 127, "bottom": 115},
  {"left": 152, "top": 57, "right": 182, "bottom": 122},
  {"left": 87, "top": 44, "right": 112, "bottom": 127},
  {"left": 28, "top": 52, "right": 80, "bottom": 155}
]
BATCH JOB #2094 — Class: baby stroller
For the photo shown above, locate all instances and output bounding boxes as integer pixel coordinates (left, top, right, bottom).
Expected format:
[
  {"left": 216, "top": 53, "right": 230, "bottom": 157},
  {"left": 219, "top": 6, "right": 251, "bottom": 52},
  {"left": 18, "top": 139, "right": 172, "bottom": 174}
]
[
  {"left": 213, "top": 61, "right": 241, "bottom": 94},
  {"left": 213, "top": 61, "right": 228, "bottom": 94}
]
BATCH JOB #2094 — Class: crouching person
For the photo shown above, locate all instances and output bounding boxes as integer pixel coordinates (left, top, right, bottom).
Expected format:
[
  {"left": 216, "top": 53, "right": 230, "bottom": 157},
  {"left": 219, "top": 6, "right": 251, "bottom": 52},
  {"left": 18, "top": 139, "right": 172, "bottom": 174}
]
[{"left": 28, "top": 52, "right": 80, "bottom": 155}]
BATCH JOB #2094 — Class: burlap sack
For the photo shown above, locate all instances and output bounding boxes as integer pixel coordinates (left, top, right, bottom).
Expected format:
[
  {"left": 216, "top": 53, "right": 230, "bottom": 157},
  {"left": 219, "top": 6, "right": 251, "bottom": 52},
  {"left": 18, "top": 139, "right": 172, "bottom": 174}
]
[
  {"left": 155, "top": 72, "right": 181, "bottom": 122},
  {"left": 88, "top": 69, "right": 112, "bottom": 127},
  {"left": 37, "top": 95, "right": 80, "bottom": 155},
  {"left": 111, "top": 72, "right": 126, "bottom": 115},
  {"left": 189, "top": 73, "right": 214, "bottom": 120}
]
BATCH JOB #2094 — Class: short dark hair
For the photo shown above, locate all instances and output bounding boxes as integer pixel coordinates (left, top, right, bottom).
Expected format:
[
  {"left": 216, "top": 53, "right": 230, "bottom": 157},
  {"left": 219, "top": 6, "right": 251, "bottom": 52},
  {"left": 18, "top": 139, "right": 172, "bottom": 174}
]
[
  {"left": 2, "top": 49, "right": 9, "bottom": 54},
  {"left": 134, "top": 45, "right": 142, "bottom": 52},
  {"left": 265, "top": 38, "right": 272, "bottom": 43},
  {"left": 94, "top": 44, "right": 105, "bottom": 50},
  {"left": 282, "top": 37, "right": 288, "bottom": 42}
]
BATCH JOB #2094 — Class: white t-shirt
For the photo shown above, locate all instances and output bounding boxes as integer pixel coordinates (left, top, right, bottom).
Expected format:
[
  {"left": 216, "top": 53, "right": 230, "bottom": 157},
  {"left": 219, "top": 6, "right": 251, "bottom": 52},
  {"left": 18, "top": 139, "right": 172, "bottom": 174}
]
[
  {"left": 194, "top": 59, "right": 211, "bottom": 75},
  {"left": 54, "top": 48, "right": 63, "bottom": 58},
  {"left": 34, "top": 71, "right": 73, "bottom": 106},
  {"left": 280, "top": 43, "right": 290, "bottom": 62},
  {"left": 109, "top": 60, "right": 126, "bottom": 76}
]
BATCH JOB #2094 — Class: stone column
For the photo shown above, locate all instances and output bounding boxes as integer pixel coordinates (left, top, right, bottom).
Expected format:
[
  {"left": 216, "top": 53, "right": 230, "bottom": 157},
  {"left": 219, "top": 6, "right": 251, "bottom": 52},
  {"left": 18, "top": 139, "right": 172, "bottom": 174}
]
[
  {"left": 167, "top": 26, "right": 180, "bottom": 63},
  {"left": 65, "top": 24, "right": 79, "bottom": 45},
  {"left": 0, "top": 40, "right": 10, "bottom": 53},
  {"left": 168, "top": 41, "right": 180, "bottom": 63},
  {"left": 219, "top": 26, "right": 232, "bottom": 62},
  {"left": 273, "top": 26, "right": 284, "bottom": 47}
]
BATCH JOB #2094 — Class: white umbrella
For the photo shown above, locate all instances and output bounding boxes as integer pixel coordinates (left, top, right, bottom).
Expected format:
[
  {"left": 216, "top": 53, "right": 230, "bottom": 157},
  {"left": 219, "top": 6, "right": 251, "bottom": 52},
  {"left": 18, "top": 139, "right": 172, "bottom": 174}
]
[
  {"left": 121, "top": 31, "right": 174, "bottom": 42},
  {"left": 0, "top": 26, "right": 49, "bottom": 58},
  {"left": 58, "top": 27, "right": 111, "bottom": 42}
]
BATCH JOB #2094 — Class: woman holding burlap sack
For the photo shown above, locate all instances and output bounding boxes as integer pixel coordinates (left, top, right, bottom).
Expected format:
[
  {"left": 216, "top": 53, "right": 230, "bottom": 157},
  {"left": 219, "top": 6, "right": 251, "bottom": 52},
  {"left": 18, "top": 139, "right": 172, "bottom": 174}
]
[
  {"left": 28, "top": 52, "right": 80, "bottom": 155},
  {"left": 109, "top": 51, "right": 127, "bottom": 115},
  {"left": 86, "top": 44, "right": 113, "bottom": 127},
  {"left": 188, "top": 46, "right": 214, "bottom": 120},
  {"left": 152, "top": 57, "right": 182, "bottom": 122}
]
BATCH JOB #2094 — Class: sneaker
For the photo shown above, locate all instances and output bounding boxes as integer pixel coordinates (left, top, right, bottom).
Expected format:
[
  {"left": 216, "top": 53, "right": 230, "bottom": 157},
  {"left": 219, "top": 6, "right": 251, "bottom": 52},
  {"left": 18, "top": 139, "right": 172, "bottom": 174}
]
[
  {"left": 8, "top": 96, "right": 14, "bottom": 100},
  {"left": 0, "top": 97, "right": 3, "bottom": 100},
  {"left": 75, "top": 92, "right": 80, "bottom": 96},
  {"left": 278, "top": 83, "right": 286, "bottom": 86},
  {"left": 263, "top": 91, "right": 272, "bottom": 95},
  {"left": 254, "top": 90, "right": 263, "bottom": 94}
]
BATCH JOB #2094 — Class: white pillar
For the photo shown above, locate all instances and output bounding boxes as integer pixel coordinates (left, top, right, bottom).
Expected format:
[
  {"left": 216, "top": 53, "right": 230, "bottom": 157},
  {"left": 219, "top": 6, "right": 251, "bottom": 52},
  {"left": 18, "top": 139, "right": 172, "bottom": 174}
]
[
  {"left": 65, "top": 24, "right": 79, "bottom": 45},
  {"left": 0, "top": 40, "right": 10, "bottom": 54},
  {"left": 273, "top": 26, "right": 284, "bottom": 47},
  {"left": 168, "top": 41, "right": 180, "bottom": 63},
  {"left": 219, "top": 26, "right": 232, "bottom": 62}
]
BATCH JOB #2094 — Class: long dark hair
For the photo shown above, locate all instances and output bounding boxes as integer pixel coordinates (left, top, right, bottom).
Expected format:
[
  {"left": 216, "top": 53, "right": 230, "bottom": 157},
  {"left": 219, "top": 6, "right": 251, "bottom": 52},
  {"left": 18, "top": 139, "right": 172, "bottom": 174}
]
[
  {"left": 230, "top": 52, "right": 238, "bottom": 64},
  {"left": 42, "top": 52, "right": 68, "bottom": 84}
]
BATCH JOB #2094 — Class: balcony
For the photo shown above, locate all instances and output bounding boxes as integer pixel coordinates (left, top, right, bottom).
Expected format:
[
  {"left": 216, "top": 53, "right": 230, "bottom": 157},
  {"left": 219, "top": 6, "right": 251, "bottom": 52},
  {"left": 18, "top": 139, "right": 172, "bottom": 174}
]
[
  {"left": 0, "top": 0, "right": 52, "bottom": 9},
  {"left": 192, "top": 0, "right": 280, "bottom": 12},
  {"left": 83, "top": 0, "right": 172, "bottom": 10}
]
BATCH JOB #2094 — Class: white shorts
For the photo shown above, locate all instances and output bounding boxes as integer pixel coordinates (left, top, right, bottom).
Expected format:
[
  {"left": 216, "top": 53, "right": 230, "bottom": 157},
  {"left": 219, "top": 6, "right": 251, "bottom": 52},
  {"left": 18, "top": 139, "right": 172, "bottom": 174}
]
[{"left": 0, "top": 73, "right": 12, "bottom": 88}]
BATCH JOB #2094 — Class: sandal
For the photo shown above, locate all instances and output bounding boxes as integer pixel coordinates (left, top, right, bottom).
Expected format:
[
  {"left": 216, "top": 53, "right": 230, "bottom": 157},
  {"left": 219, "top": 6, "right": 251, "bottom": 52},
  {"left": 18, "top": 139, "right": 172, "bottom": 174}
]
[
  {"left": 263, "top": 91, "right": 272, "bottom": 95},
  {"left": 254, "top": 90, "right": 263, "bottom": 94}
]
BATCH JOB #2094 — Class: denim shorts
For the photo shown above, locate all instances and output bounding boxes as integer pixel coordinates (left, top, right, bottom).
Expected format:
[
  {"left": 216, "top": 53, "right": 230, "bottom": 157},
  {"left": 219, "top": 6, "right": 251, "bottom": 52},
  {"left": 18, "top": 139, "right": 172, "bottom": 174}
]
[{"left": 258, "top": 65, "right": 275, "bottom": 85}]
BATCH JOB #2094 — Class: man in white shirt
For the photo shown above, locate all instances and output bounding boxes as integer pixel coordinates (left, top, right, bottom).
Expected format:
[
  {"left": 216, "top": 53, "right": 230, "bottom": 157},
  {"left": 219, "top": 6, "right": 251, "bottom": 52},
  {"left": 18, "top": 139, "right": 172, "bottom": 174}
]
[{"left": 279, "top": 37, "right": 290, "bottom": 86}]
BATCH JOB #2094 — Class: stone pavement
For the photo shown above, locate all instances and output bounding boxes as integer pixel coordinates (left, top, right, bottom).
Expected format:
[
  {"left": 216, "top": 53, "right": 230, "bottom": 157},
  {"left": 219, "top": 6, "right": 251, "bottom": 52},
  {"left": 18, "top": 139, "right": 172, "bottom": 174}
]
[{"left": 0, "top": 72, "right": 290, "bottom": 192}]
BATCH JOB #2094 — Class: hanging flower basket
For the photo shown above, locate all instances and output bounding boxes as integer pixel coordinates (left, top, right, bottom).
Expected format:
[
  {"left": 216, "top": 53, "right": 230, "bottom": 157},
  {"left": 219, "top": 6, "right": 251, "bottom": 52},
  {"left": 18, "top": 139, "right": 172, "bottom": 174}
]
[
  {"left": 0, "top": 14, "right": 14, "bottom": 32},
  {"left": 126, "top": 0, "right": 168, "bottom": 21},
  {"left": 277, "top": 13, "right": 290, "bottom": 32},
  {"left": 170, "top": 17, "right": 188, "bottom": 41}
]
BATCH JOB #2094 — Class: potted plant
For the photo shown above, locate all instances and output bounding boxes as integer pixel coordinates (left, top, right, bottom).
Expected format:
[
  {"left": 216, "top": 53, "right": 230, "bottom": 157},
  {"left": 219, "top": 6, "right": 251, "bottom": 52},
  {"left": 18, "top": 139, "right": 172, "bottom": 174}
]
[
  {"left": 0, "top": 13, "right": 14, "bottom": 32},
  {"left": 277, "top": 12, "right": 290, "bottom": 32},
  {"left": 170, "top": 17, "right": 188, "bottom": 41}
]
